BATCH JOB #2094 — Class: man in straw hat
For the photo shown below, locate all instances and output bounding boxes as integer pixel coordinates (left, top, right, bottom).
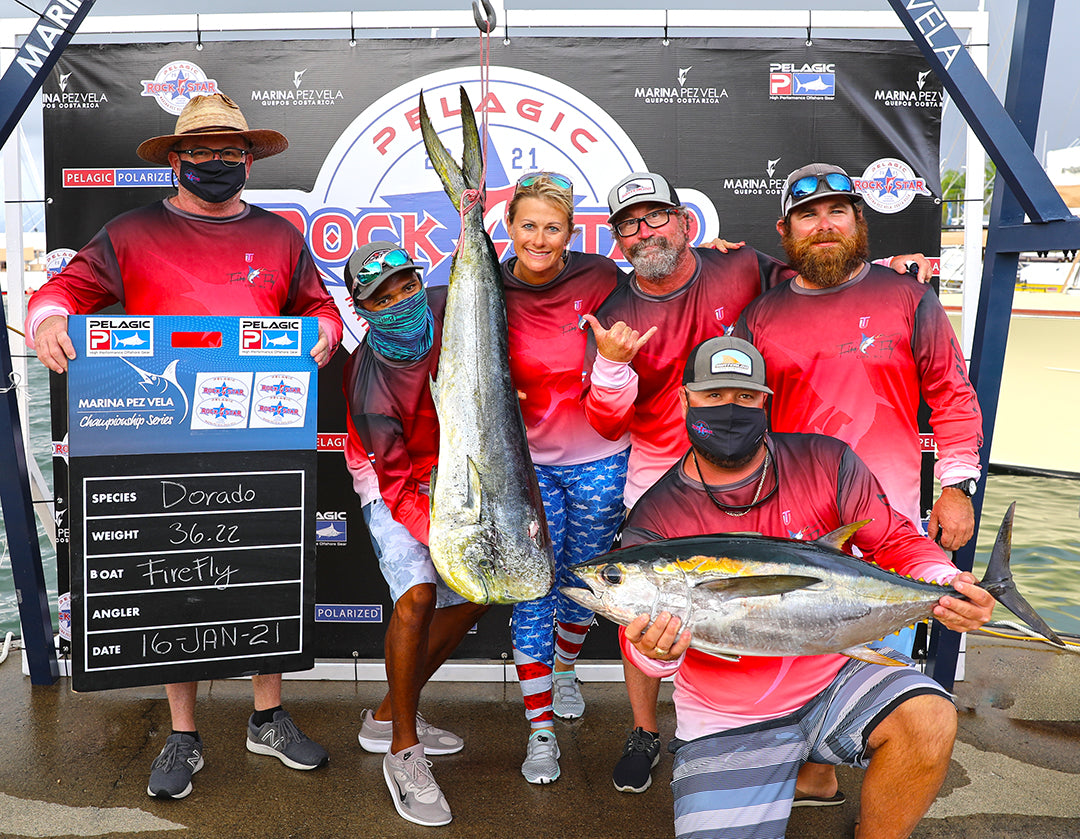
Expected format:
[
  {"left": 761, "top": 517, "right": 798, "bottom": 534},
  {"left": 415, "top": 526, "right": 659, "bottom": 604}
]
[{"left": 28, "top": 93, "right": 342, "bottom": 799}]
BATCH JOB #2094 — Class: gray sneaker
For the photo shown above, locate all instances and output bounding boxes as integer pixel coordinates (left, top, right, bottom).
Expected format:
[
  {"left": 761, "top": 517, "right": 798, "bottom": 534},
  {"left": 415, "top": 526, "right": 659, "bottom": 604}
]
[
  {"left": 147, "top": 732, "right": 203, "bottom": 799},
  {"left": 383, "top": 746, "right": 453, "bottom": 826},
  {"left": 245, "top": 710, "right": 329, "bottom": 770},
  {"left": 358, "top": 709, "right": 464, "bottom": 755},
  {"left": 552, "top": 672, "right": 585, "bottom": 720},
  {"left": 521, "top": 730, "right": 560, "bottom": 784}
]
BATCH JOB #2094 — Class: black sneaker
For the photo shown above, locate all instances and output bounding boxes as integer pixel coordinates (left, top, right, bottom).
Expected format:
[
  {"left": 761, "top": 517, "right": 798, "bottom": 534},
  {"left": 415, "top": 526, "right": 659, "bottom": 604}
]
[
  {"left": 612, "top": 727, "right": 660, "bottom": 793},
  {"left": 246, "top": 710, "right": 329, "bottom": 770},
  {"left": 147, "top": 732, "right": 203, "bottom": 799}
]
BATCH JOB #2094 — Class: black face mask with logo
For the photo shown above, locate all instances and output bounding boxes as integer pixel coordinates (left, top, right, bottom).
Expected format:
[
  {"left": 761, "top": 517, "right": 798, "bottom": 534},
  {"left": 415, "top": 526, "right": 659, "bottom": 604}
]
[
  {"left": 685, "top": 403, "right": 768, "bottom": 464},
  {"left": 177, "top": 160, "right": 247, "bottom": 204}
]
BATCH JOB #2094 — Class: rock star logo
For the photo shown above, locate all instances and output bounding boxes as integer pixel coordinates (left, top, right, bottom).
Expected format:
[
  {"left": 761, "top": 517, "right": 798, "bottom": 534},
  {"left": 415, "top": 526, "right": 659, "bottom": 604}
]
[{"left": 245, "top": 66, "right": 722, "bottom": 351}]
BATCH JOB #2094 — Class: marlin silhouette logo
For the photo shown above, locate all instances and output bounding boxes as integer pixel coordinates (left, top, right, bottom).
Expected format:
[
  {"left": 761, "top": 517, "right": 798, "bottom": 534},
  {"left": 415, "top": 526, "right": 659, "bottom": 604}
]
[
  {"left": 678, "top": 66, "right": 692, "bottom": 86},
  {"left": 796, "top": 75, "right": 830, "bottom": 93},
  {"left": 766, "top": 158, "right": 781, "bottom": 178},
  {"left": 293, "top": 69, "right": 307, "bottom": 89},
  {"left": 59, "top": 72, "right": 71, "bottom": 92},
  {"left": 917, "top": 70, "right": 931, "bottom": 90},
  {"left": 119, "top": 358, "right": 190, "bottom": 421}
]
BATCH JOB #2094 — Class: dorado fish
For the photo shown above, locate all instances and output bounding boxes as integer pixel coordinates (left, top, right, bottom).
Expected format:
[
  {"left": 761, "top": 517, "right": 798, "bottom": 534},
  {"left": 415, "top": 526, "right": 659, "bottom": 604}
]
[
  {"left": 419, "top": 87, "right": 555, "bottom": 604},
  {"left": 561, "top": 504, "right": 1062, "bottom": 662}
]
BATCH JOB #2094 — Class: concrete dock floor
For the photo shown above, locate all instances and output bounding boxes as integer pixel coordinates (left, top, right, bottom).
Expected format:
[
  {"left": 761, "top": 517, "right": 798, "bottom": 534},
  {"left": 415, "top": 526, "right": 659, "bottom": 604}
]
[{"left": 0, "top": 633, "right": 1078, "bottom": 839}]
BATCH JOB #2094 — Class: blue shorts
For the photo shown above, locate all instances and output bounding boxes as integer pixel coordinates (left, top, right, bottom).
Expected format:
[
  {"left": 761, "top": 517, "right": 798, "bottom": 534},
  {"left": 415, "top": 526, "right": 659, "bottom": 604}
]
[
  {"left": 362, "top": 499, "right": 466, "bottom": 609},
  {"left": 670, "top": 654, "right": 953, "bottom": 839}
]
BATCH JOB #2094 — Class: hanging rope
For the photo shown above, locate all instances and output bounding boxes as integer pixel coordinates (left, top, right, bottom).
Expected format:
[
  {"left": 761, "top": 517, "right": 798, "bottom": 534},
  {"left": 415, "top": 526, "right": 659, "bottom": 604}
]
[{"left": 456, "top": 0, "right": 496, "bottom": 249}]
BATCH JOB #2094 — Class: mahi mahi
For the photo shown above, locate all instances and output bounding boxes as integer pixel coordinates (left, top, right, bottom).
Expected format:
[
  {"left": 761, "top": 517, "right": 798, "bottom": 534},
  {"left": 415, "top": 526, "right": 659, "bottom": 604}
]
[
  {"left": 420, "top": 87, "right": 555, "bottom": 604},
  {"left": 561, "top": 504, "right": 1063, "bottom": 662}
]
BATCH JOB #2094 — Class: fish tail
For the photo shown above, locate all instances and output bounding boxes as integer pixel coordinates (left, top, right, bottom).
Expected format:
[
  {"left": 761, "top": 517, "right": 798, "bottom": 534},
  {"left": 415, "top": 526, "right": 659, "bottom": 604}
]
[
  {"left": 979, "top": 502, "right": 1065, "bottom": 647},
  {"left": 418, "top": 89, "right": 467, "bottom": 210},
  {"left": 458, "top": 87, "right": 484, "bottom": 196}
]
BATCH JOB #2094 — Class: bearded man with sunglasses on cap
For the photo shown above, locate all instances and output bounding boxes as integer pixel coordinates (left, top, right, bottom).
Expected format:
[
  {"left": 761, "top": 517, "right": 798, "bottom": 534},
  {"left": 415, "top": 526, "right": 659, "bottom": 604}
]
[
  {"left": 732, "top": 166, "right": 983, "bottom": 803},
  {"left": 580, "top": 171, "right": 934, "bottom": 797},
  {"left": 734, "top": 164, "right": 982, "bottom": 551},
  {"left": 27, "top": 93, "right": 341, "bottom": 800},
  {"left": 342, "top": 241, "right": 489, "bottom": 827}
]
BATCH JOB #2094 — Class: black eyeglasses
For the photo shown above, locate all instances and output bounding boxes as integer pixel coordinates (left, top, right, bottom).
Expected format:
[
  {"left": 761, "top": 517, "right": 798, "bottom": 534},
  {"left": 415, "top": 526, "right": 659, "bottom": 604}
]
[
  {"left": 176, "top": 147, "right": 249, "bottom": 167},
  {"left": 612, "top": 207, "right": 680, "bottom": 238},
  {"left": 351, "top": 248, "right": 412, "bottom": 288},
  {"left": 787, "top": 172, "right": 854, "bottom": 203},
  {"left": 515, "top": 171, "right": 573, "bottom": 192}
]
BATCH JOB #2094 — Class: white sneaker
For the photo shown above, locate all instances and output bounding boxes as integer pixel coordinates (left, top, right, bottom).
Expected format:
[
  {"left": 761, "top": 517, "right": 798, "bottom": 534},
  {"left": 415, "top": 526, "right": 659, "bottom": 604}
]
[
  {"left": 382, "top": 746, "right": 452, "bottom": 827},
  {"left": 552, "top": 672, "right": 585, "bottom": 719},
  {"left": 358, "top": 709, "right": 464, "bottom": 755},
  {"left": 521, "top": 730, "right": 560, "bottom": 785}
]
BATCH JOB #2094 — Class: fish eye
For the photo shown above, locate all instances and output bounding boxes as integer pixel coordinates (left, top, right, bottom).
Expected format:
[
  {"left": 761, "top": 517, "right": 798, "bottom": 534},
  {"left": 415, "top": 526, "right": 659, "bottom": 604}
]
[{"left": 601, "top": 564, "right": 622, "bottom": 585}]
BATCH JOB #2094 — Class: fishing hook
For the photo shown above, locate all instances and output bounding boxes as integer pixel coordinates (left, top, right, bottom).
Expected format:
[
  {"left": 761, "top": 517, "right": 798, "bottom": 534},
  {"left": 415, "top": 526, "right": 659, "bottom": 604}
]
[{"left": 472, "top": 0, "right": 496, "bottom": 34}]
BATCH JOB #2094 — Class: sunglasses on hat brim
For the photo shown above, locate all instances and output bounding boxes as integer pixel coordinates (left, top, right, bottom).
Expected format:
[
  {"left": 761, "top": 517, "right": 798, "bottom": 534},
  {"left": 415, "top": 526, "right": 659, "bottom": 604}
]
[
  {"left": 351, "top": 248, "right": 412, "bottom": 288},
  {"left": 787, "top": 172, "right": 856, "bottom": 203}
]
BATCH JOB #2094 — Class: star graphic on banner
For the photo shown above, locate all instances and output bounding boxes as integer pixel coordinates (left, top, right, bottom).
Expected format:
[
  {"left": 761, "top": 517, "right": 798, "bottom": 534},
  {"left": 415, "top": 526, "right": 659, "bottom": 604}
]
[
  {"left": 170, "top": 71, "right": 191, "bottom": 104},
  {"left": 877, "top": 167, "right": 901, "bottom": 199}
]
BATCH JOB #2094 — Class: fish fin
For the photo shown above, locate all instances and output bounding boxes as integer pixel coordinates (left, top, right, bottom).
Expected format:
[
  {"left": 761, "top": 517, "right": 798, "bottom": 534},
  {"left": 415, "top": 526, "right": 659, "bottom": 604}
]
[
  {"left": 461, "top": 456, "right": 482, "bottom": 526},
  {"left": 841, "top": 645, "right": 908, "bottom": 666},
  {"left": 979, "top": 503, "right": 1065, "bottom": 647},
  {"left": 694, "top": 574, "right": 822, "bottom": 598},
  {"left": 703, "top": 650, "right": 741, "bottom": 662},
  {"left": 430, "top": 465, "right": 438, "bottom": 496},
  {"left": 428, "top": 373, "right": 440, "bottom": 406},
  {"left": 418, "top": 89, "right": 467, "bottom": 210},
  {"left": 815, "top": 520, "right": 871, "bottom": 552}
]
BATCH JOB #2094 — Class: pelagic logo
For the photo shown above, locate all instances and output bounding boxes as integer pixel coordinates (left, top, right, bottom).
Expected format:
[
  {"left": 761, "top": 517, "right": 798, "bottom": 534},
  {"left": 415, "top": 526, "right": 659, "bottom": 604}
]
[
  {"left": 239, "top": 319, "right": 302, "bottom": 356},
  {"left": 86, "top": 318, "right": 153, "bottom": 356},
  {"left": 316, "top": 511, "right": 347, "bottom": 544},
  {"left": 244, "top": 66, "right": 722, "bottom": 351},
  {"left": 769, "top": 62, "right": 835, "bottom": 99}
]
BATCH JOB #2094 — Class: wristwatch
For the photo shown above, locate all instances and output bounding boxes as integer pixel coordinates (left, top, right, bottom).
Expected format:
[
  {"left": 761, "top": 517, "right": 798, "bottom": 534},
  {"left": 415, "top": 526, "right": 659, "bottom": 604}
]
[{"left": 944, "top": 478, "right": 978, "bottom": 497}]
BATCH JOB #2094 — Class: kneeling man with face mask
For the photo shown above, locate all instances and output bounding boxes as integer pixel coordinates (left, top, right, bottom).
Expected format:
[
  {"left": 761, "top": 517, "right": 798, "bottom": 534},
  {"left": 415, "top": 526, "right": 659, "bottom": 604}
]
[{"left": 616, "top": 336, "right": 994, "bottom": 839}]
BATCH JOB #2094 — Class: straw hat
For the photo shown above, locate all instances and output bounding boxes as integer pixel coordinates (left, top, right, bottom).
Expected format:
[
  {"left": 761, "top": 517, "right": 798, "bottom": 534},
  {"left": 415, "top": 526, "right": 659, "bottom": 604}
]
[{"left": 136, "top": 93, "right": 289, "bottom": 166}]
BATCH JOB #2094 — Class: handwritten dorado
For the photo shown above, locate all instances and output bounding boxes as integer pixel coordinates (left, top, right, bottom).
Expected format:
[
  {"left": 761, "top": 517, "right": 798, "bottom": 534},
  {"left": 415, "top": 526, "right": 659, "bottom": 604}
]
[
  {"left": 419, "top": 88, "right": 554, "bottom": 604},
  {"left": 562, "top": 504, "right": 1062, "bottom": 662}
]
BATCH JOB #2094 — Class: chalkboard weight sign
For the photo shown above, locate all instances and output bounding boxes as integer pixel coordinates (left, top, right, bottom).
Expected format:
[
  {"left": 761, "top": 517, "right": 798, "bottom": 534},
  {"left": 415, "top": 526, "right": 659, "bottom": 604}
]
[{"left": 66, "top": 316, "right": 319, "bottom": 691}]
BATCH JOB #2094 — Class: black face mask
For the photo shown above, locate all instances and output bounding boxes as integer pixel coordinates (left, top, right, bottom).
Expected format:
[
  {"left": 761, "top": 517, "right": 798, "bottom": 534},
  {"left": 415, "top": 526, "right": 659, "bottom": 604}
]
[
  {"left": 685, "top": 402, "right": 768, "bottom": 465},
  {"left": 177, "top": 159, "right": 247, "bottom": 204}
]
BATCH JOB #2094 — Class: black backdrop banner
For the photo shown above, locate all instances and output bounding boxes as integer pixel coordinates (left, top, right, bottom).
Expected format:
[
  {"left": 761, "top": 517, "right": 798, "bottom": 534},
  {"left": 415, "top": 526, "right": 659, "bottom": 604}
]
[{"left": 44, "top": 37, "right": 941, "bottom": 661}]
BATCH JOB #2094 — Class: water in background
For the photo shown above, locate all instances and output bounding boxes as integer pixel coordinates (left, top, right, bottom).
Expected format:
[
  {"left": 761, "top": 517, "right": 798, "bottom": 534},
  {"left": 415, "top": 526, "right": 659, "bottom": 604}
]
[{"left": 1, "top": 356, "right": 1079, "bottom": 639}]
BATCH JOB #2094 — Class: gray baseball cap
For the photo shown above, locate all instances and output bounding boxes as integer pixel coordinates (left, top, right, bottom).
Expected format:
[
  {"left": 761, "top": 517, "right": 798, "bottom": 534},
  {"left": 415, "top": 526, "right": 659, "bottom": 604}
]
[
  {"left": 345, "top": 241, "right": 419, "bottom": 301},
  {"left": 607, "top": 172, "right": 680, "bottom": 223},
  {"left": 779, "top": 163, "right": 861, "bottom": 218},
  {"left": 683, "top": 336, "right": 773, "bottom": 394}
]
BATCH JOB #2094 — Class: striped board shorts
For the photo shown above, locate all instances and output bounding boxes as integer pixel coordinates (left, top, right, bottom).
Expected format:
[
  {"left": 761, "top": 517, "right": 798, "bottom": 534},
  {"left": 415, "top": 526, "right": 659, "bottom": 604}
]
[{"left": 670, "top": 655, "right": 953, "bottom": 839}]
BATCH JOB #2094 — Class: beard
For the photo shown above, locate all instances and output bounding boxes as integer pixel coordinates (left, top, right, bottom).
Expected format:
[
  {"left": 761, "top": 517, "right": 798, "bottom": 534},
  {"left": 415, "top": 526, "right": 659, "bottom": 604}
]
[
  {"left": 627, "top": 235, "right": 681, "bottom": 279},
  {"left": 781, "top": 214, "right": 870, "bottom": 288}
]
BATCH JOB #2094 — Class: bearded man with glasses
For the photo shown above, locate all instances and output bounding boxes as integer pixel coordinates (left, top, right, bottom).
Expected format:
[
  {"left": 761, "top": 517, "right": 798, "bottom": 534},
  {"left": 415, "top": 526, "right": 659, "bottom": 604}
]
[{"left": 581, "top": 169, "right": 936, "bottom": 799}]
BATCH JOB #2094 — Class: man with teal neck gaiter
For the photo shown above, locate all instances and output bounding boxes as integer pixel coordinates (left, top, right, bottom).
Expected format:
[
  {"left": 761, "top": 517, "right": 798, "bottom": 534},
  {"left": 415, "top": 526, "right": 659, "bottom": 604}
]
[{"left": 342, "top": 240, "right": 489, "bottom": 828}]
